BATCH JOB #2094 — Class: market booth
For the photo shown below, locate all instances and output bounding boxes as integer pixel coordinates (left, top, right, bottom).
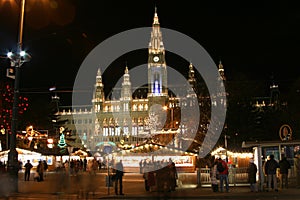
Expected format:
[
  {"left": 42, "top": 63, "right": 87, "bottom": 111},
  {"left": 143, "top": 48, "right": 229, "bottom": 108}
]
[
  {"left": 0, "top": 148, "right": 42, "bottom": 168},
  {"left": 242, "top": 139, "right": 300, "bottom": 191},
  {"left": 107, "top": 143, "right": 197, "bottom": 173},
  {"left": 210, "top": 146, "right": 253, "bottom": 168}
]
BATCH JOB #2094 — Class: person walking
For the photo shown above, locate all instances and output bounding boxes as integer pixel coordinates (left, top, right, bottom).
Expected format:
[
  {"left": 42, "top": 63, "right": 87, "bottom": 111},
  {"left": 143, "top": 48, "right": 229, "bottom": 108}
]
[
  {"left": 37, "top": 160, "right": 44, "bottom": 182},
  {"left": 294, "top": 154, "right": 300, "bottom": 188},
  {"left": 247, "top": 159, "right": 258, "bottom": 192},
  {"left": 169, "top": 162, "right": 178, "bottom": 191},
  {"left": 210, "top": 159, "right": 219, "bottom": 192},
  {"left": 139, "top": 160, "right": 143, "bottom": 174},
  {"left": 43, "top": 160, "right": 48, "bottom": 178},
  {"left": 24, "top": 160, "right": 33, "bottom": 181},
  {"left": 217, "top": 158, "right": 229, "bottom": 192},
  {"left": 264, "top": 154, "right": 279, "bottom": 192},
  {"left": 83, "top": 157, "right": 87, "bottom": 172},
  {"left": 279, "top": 156, "right": 291, "bottom": 189},
  {"left": 114, "top": 160, "right": 124, "bottom": 195}
]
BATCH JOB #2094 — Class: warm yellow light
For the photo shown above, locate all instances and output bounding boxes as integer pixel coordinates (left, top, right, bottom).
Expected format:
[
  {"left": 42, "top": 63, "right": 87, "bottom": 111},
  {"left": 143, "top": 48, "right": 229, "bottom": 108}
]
[{"left": 47, "top": 138, "right": 53, "bottom": 144}]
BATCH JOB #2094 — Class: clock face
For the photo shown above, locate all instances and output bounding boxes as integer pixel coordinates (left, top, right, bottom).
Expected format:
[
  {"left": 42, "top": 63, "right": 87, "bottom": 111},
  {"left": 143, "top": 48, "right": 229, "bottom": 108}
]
[{"left": 153, "top": 56, "right": 159, "bottom": 62}]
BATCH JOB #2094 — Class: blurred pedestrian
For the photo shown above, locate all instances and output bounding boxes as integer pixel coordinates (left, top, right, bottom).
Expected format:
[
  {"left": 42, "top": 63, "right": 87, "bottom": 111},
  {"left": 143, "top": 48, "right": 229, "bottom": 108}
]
[
  {"left": 217, "top": 158, "right": 229, "bottom": 192},
  {"left": 264, "top": 154, "right": 279, "bottom": 192},
  {"left": 18, "top": 160, "right": 23, "bottom": 172},
  {"left": 37, "top": 160, "right": 44, "bottom": 182},
  {"left": 43, "top": 160, "right": 48, "bottom": 178},
  {"left": 169, "top": 162, "right": 178, "bottom": 191},
  {"left": 279, "top": 156, "right": 291, "bottom": 189},
  {"left": 139, "top": 160, "right": 143, "bottom": 174},
  {"left": 210, "top": 159, "right": 219, "bottom": 192},
  {"left": 247, "top": 159, "right": 258, "bottom": 192},
  {"left": 24, "top": 160, "right": 33, "bottom": 181},
  {"left": 83, "top": 157, "right": 87, "bottom": 171},
  {"left": 294, "top": 154, "right": 300, "bottom": 188},
  {"left": 115, "top": 160, "right": 124, "bottom": 195}
]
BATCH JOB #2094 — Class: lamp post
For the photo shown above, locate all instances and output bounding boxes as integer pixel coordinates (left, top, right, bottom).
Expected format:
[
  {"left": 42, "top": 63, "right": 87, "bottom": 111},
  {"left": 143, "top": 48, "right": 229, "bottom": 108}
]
[
  {"left": 224, "top": 134, "right": 230, "bottom": 163},
  {"left": 7, "top": 0, "right": 30, "bottom": 193},
  {"left": 67, "top": 146, "right": 73, "bottom": 192}
]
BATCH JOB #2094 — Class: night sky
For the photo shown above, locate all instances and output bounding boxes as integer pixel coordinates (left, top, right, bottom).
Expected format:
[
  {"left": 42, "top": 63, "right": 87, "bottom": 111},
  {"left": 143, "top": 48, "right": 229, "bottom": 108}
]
[{"left": 1, "top": 0, "right": 300, "bottom": 126}]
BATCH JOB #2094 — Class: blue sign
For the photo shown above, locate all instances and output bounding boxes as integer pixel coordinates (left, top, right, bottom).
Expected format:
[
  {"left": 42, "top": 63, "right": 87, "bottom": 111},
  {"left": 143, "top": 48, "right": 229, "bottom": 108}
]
[{"left": 103, "top": 146, "right": 112, "bottom": 154}]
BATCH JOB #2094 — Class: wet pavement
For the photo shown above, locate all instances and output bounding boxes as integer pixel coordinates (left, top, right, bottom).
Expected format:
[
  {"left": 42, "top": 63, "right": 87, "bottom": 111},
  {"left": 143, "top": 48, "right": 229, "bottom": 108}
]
[{"left": 1, "top": 171, "right": 300, "bottom": 199}]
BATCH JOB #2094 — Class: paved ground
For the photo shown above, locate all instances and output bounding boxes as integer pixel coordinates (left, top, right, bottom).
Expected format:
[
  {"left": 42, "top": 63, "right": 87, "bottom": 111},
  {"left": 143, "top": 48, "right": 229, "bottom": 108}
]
[{"left": 1, "top": 171, "right": 300, "bottom": 199}]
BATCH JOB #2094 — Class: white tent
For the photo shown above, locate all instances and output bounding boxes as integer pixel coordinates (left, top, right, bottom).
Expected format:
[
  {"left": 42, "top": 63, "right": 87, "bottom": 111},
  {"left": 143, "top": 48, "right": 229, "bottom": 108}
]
[
  {"left": 0, "top": 148, "right": 42, "bottom": 166},
  {"left": 0, "top": 148, "right": 41, "bottom": 156}
]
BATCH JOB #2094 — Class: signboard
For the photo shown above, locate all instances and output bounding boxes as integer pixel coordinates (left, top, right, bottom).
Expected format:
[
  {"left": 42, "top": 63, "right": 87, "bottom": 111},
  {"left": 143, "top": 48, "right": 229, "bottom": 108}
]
[{"left": 279, "top": 124, "right": 292, "bottom": 141}]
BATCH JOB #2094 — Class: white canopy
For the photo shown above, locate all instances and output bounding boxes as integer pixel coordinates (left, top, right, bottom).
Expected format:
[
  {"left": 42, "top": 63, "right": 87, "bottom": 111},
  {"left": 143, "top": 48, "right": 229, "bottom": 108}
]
[{"left": 0, "top": 148, "right": 41, "bottom": 157}]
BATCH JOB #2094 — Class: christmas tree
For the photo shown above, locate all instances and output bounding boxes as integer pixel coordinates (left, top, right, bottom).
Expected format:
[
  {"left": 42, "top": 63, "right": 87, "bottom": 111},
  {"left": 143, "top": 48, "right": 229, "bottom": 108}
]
[{"left": 57, "top": 133, "right": 67, "bottom": 148}]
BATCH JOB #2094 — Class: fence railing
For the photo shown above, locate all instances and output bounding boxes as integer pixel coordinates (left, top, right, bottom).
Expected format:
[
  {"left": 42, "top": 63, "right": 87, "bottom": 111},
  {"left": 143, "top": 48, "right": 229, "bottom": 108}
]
[{"left": 200, "top": 167, "right": 249, "bottom": 185}]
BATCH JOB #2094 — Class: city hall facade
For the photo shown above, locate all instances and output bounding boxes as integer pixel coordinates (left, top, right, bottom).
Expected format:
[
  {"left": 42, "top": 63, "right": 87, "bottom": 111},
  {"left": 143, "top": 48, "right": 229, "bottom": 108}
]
[{"left": 57, "top": 9, "right": 226, "bottom": 154}]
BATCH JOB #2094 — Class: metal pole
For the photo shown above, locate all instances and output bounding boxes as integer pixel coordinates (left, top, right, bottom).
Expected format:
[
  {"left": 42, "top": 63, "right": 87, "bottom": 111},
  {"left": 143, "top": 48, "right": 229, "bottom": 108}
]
[
  {"left": 6, "top": 129, "right": 9, "bottom": 150},
  {"left": 107, "top": 155, "right": 110, "bottom": 195},
  {"left": 197, "top": 146, "right": 202, "bottom": 188},
  {"left": 257, "top": 146, "right": 264, "bottom": 191},
  {"left": 8, "top": 0, "right": 26, "bottom": 193},
  {"left": 225, "top": 134, "right": 228, "bottom": 163}
]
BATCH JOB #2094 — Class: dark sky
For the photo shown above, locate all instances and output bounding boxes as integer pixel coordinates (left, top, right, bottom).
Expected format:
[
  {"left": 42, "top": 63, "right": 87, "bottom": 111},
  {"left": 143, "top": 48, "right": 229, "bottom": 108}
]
[{"left": 1, "top": 0, "right": 300, "bottom": 113}]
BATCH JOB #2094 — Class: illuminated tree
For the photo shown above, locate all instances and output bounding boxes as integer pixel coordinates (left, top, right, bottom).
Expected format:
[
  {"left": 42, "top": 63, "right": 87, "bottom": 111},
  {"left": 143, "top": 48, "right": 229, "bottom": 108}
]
[{"left": 0, "top": 81, "right": 28, "bottom": 133}]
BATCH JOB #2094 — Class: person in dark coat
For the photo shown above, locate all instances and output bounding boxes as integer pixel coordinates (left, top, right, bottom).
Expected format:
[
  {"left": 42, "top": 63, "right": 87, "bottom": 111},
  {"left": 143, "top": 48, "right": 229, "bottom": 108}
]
[
  {"left": 264, "top": 154, "right": 279, "bottom": 192},
  {"left": 114, "top": 160, "right": 124, "bottom": 195},
  {"left": 247, "top": 159, "right": 258, "bottom": 192},
  {"left": 36, "top": 160, "right": 44, "bottom": 182},
  {"left": 279, "top": 156, "right": 291, "bottom": 189},
  {"left": 169, "top": 162, "right": 178, "bottom": 191},
  {"left": 24, "top": 160, "right": 33, "bottom": 181}
]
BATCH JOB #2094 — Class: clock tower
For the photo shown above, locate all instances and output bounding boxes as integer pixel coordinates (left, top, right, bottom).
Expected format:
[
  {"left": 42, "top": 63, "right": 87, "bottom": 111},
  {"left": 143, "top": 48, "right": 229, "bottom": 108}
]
[{"left": 148, "top": 7, "right": 168, "bottom": 106}]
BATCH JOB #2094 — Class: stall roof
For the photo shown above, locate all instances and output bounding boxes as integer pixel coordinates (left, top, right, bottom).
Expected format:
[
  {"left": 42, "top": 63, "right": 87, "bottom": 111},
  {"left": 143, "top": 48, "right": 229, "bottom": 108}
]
[
  {"left": 71, "top": 149, "right": 88, "bottom": 156},
  {"left": 117, "top": 142, "right": 197, "bottom": 156},
  {"left": 0, "top": 148, "right": 42, "bottom": 156},
  {"left": 242, "top": 140, "right": 300, "bottom": 148}
]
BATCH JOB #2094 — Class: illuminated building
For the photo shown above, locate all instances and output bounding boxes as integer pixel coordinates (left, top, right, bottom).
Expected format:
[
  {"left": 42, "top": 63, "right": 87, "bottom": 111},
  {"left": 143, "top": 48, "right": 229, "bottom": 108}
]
[{"left": 57, "top": 8, "right": 226, "bottom": 154}]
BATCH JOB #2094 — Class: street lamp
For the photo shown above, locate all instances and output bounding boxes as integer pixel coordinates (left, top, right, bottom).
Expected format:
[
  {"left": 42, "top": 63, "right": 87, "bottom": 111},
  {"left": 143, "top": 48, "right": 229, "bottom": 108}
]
[{"left": 7, "top": 0, "right": 30, "bottom": 193}]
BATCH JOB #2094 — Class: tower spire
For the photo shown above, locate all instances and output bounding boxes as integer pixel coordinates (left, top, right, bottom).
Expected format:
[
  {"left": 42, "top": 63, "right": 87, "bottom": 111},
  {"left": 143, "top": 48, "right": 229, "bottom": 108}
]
[
  {"left": 148, "top": 6, "right": 167, "bottom": 98},
  {"left": 92, "top": 67, "right": 105, "bottom": 112},
  {"left": 218, "top": 60, "right": 226, "bottom": 81},
  {"left": 153, "top": 5, "right": 159, "bottom": 25},
  {"left": 121, "top": 63, "right": 132, "bottom": 101}
]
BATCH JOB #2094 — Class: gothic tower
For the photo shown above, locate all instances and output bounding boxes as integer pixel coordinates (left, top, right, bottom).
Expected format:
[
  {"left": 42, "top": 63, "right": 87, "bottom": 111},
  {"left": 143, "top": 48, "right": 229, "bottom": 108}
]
[
  {"left": 92, "top": 68, "right": 105, "bottom": 112},
  {"left": 147, "top": 7, "right": 168, "bottom": 107},
  {"left": 120, "top": 66, "right": 132, "bottom": 111}
]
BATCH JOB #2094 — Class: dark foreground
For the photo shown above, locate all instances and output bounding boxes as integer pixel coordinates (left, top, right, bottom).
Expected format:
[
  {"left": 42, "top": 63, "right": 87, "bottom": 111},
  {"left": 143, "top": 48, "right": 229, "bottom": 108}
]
[{"left": 1, "top": 171, "right": 300, "bottom": 200}]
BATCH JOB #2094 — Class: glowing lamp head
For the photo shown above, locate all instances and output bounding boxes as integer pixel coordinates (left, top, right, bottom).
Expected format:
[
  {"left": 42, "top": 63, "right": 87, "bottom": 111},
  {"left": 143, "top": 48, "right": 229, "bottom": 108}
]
[
  {"left": 7, "top": 52, "right": 13, "bottom": 58},
  {"left": 20, "top": 51, "right": 26, "bottom": 57}
]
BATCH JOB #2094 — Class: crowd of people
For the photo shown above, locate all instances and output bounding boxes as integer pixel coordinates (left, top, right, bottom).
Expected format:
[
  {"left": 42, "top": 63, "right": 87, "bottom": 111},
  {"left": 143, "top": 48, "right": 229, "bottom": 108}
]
[
  {"left": 140, "top": 159, "right": 178, "bottom": 192},
  {"left": 209, "top": 154, "right": 297, "bottom": 193},
  {"left": 2, "top": 152, "right": 300, "bottom": 195},
  {"left": 62, "top": 158, "right": 110, "bottom": 175},
  {"left": 19, "top": 157, "right": 108, "bottom": 181},
  {"left": 210, "top": 157, "right": 229, "bottom": 192}
]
